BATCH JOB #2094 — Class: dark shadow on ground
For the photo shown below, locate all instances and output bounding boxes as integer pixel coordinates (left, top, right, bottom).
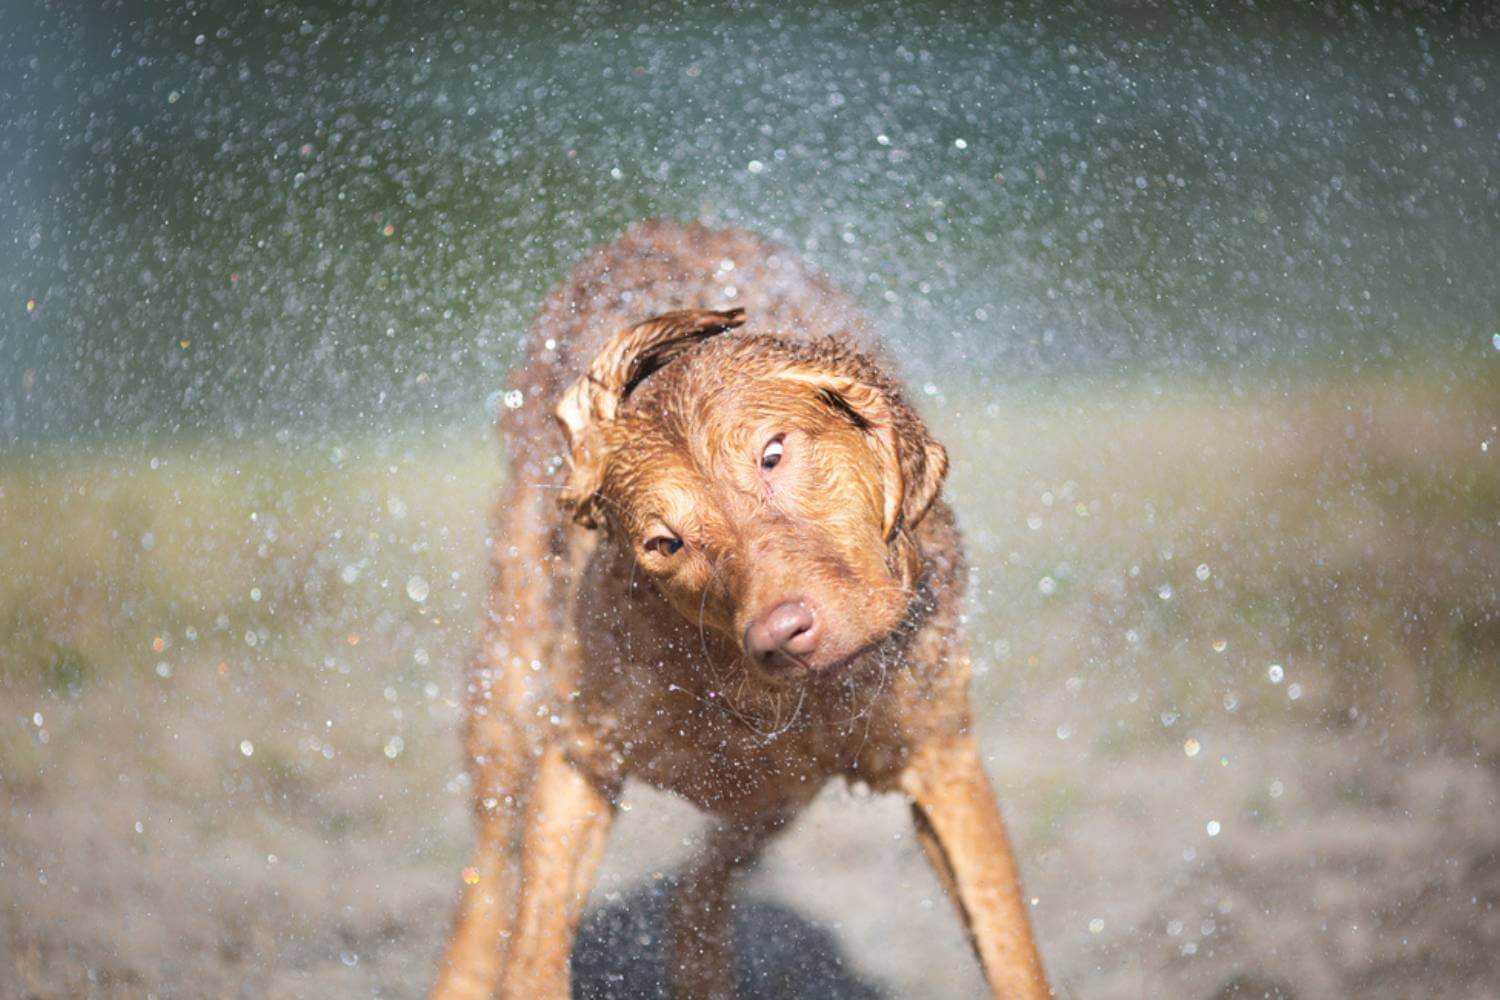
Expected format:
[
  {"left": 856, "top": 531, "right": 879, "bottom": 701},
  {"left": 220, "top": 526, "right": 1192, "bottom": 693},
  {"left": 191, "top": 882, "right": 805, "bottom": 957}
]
[{"left": 573, "top": 878, "right": 886, "bottom": 1000}]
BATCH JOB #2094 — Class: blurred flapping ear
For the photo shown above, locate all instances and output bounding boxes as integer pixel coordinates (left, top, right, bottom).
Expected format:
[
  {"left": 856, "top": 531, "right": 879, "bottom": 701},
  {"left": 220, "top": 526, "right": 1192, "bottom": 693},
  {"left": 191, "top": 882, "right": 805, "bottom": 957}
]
[
  {"left": 554, "top": 307, "right": 746, "bottom": 527},
  {"left": 780, "top": 366, "right": 949, "bottom": 541}
]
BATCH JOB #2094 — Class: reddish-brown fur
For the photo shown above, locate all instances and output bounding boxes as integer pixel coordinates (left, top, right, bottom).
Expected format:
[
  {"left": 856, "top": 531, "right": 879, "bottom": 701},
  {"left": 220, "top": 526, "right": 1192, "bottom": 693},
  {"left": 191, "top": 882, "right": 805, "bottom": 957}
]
[{"left": 432, "top": 220, "right": 1049, "bottom": 999}]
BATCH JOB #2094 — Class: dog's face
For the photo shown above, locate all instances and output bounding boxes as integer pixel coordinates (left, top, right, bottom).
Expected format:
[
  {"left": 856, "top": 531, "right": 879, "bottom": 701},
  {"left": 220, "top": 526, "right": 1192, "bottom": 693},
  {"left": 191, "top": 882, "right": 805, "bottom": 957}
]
[{"left": 556, "top": 310, "right": 947, "bottom": 679}]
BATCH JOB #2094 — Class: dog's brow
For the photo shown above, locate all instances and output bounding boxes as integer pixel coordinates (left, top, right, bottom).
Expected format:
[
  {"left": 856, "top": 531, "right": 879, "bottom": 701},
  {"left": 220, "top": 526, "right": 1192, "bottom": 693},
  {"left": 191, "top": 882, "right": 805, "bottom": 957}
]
[{"left": 817, "top": 387, "right": 870, "bottom": 429}]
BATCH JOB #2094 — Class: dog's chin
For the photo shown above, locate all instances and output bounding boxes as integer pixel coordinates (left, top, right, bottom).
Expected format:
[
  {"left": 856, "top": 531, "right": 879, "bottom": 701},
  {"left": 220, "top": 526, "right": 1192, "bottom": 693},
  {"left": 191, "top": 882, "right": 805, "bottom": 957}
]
[{"left": 748, "top": 635, "right": 888, "bottom": 686}]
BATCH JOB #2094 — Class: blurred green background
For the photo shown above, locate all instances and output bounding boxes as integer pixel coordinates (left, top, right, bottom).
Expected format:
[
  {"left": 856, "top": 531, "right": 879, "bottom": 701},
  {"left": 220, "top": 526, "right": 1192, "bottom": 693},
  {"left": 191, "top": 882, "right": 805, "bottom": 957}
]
[
  {"left": 5, "top": 1, "right": 1497, "bottom": 439},
  {"left": 2, "top": 2, "right": 1499, "bottom": 998}
]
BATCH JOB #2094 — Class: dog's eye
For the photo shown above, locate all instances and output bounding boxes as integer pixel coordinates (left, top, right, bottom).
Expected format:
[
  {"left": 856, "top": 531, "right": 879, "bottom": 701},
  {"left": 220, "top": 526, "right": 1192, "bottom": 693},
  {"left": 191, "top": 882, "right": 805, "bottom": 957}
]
[
  {"left": 760, "top": 435, "right": 785, "bottom": 470},
  {"left": 643, "top": 534, "right": 683, "bottom": 557}
]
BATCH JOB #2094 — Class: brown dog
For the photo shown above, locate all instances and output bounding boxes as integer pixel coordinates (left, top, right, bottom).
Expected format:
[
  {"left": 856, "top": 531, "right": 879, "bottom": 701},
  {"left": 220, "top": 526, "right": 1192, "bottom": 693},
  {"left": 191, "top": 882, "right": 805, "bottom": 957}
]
[{"left": 432, "top": 220, "right": 1049, "bottom": 999}]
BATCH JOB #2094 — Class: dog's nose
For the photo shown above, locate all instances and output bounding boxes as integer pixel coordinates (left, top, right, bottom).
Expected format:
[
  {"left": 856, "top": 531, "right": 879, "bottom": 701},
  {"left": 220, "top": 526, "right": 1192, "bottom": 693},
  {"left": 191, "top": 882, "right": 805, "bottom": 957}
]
[{"left": 744, "top": 600, "right": 819, "bottom": 667}]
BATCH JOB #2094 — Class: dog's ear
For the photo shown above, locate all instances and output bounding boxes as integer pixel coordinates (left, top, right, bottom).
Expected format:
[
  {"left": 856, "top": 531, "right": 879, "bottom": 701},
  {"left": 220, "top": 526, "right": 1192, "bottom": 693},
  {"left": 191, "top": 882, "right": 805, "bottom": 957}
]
[
  {"left": 781, "top": 367, "right": 949, "bottom": 541},
  {"left": 555, "top": 307, "right": 747, "bottom": 527}
]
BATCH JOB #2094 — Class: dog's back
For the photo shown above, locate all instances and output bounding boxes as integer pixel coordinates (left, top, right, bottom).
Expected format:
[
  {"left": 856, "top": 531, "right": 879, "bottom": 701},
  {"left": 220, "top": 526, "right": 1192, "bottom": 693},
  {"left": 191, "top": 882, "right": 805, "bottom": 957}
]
[{"left": 501, "top": 220, "right": 878, "bottom": 477}]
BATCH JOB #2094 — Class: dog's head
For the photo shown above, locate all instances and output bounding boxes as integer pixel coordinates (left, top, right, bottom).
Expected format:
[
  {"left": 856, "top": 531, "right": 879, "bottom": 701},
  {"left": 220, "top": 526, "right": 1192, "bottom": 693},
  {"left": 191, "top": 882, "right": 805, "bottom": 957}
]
[{"left": 556, "top": 308, "right": 947, "bottom": 679}]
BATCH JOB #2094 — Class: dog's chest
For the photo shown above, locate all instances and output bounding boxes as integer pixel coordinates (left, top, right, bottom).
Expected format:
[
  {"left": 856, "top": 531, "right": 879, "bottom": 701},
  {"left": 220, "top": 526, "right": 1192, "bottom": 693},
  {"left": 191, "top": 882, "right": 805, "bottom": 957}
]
[
  {"left": 599, "top": 689, "right": 902, "bottom": 817},
  {"left": 569, "top": 633, "right": 915, "bottom": 817}
]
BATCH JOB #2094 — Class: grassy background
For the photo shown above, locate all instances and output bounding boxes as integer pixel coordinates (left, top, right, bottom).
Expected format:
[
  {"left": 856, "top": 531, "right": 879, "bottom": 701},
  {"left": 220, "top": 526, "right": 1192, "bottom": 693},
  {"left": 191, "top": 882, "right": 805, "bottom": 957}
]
[{"left": 12, "top": 361, "right": 1494, "bottom": 755}]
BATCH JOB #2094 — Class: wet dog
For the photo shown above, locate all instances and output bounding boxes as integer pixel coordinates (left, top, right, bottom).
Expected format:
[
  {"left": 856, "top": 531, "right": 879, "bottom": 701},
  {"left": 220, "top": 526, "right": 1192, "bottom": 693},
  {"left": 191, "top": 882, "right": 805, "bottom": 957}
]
[{"left": 432, "top": 220, "right": 1049, "bottom": 999}]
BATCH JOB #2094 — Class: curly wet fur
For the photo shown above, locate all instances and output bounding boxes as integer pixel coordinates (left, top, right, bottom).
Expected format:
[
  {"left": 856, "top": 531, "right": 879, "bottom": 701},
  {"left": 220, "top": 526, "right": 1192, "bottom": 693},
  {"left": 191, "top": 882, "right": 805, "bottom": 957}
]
[{"left": 432, "top": 220, "right": 1048, "bottom": 1000}]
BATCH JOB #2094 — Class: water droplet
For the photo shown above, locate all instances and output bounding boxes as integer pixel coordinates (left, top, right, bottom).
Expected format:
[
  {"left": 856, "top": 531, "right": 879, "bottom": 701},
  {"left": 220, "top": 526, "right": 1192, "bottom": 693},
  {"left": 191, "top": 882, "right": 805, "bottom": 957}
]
[
  {"left": 239, "top": 740, "right": 254, "bottom": 757},
  {"left": 155, "top": 661, "right": 172, "bottom": 678},
  {"left": 954, "top": 138, "right": 968, "bottom": 149},
  {"left": 406, "top": 575, "right": 429, "bottom": 602},
  {"left": 747, "top": 159, "right": 764, "bottom": 174},
  {"left": 1038, "top": 575, "right": 1056, "bottom": 596},
  {"left": 340, "top": 951, "right": 359, "bottom": 967},
  {"left": 1157, "top": 583, "right": 1173, "bottom": 601},
  {"left": 1269, "top": 779, "right": 1285, "bottom": 798},
  {"left": 503, "top": 389, "right": 524, "bottom": 410},
  {"left": 1212, "top": 639, "right": 1227, "bottom": 653},
  {"left": 1183, "top": 738, "right": 1201, "bottom": 757},
  {"left": 341, "top": 564, "right": 360, "bottom": 584},
  {"left": 1195, "top": 563, "right": 1210, "bottom": 581},
  {"left": 1287, "top": 682, "right": 1303, "bottom": 701},
  {"left": 1206, "top": 819, "right": 1221, "bottom": 837},
  {"left": 1026, "top": 513, "right": 1042, "bottom": 530},
  {"left": 1055, "top": 723, "right": 1072, "bottom": 740},
  {"left": 384, "top": 736, "right": 405, "bottom": 759},
  {"left": 1267, "top": 664, "right": 1284, "bottom": 684}
]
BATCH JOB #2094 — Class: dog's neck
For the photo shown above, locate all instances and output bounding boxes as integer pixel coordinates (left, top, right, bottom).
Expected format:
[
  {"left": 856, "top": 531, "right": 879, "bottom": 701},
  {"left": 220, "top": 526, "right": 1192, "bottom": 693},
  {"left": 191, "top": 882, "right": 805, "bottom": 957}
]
[{"left": 591, "top": 525, "right": 951, "bottom": 740}]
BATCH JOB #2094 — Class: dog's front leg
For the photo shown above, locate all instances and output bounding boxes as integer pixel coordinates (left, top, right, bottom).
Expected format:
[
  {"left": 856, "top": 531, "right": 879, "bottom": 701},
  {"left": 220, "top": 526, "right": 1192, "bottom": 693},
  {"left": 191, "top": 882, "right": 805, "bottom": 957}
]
[
  {"left": 668, "top": 814, "right": 789, "bottom": 1000},
  {"left": 435, "top": 482, "right": 569, "bottom": 999},
  {"left": 497, "top": 741, "right": 615, "bottom": 1000},
  {"left": 431, "top": 721, "right": 533, "bottom": 1000},
  {"left": 899, "top": 736, "right": 1050, "bottom": 999}
]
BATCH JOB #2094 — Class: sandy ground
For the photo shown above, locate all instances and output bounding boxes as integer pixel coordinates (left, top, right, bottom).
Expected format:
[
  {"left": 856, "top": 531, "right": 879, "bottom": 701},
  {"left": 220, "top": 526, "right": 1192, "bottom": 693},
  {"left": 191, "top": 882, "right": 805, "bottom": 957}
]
[{"left": 4, "top": 673, "right": 1497, "bottom": 1000}]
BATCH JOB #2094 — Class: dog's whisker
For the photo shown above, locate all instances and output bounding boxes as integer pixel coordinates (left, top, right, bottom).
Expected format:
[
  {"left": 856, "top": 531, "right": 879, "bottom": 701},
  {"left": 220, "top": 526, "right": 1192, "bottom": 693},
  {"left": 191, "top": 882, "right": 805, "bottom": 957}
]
[
  {"left": 696, "top": 556, "right": 723, "bottom": 675},
  {"left": 830, "top": 642, "right": 895, "bottom": 729},
  {"left": 854, "top": 653, "right": 891, "bottom": 757},
  {"left": 676, "top": 555, "right": 817, "bottom": 743}
]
